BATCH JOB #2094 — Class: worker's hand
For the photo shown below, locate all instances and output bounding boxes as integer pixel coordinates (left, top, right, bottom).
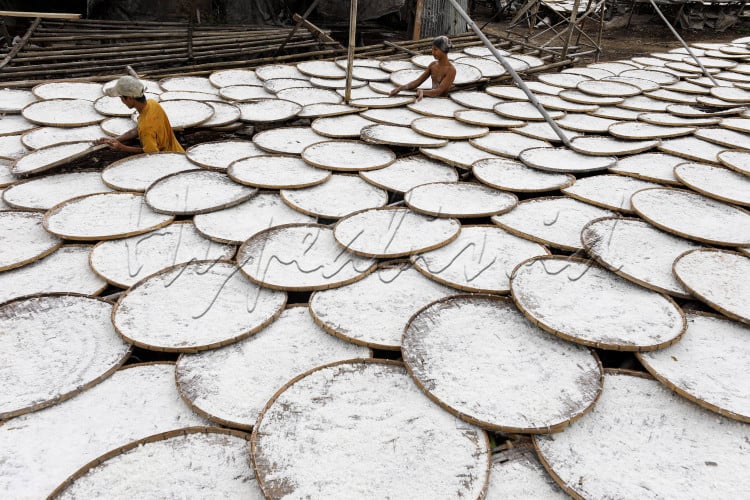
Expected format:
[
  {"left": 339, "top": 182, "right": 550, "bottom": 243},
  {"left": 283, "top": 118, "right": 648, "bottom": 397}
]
[
  {"left": 416, "top": 89, "right": 424, "bottom": 102},
  {"left": 389, "top": 86, "right": 402, "bottom": 97},
  {"left": 96, "top": 138, "right": 122, "bottom": 151}
]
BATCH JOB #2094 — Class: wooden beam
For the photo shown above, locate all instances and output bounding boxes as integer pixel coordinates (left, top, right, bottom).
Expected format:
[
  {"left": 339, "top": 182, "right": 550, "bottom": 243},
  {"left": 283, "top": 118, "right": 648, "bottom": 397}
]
[
  {"left": 344, "top": 0, "right": 358, "bottom": 102},
  {"left": 413, "top": 0, "right": 425, "bottom": 40},
  {"left": 275, "top": 0, "right": 322, "bottom": 55},
  {"left": 0, "top": 17, "right": 40, "bottom": 70},
  {"left": 0, "top": 11, "right": 81, "bottom": 19},
  {"left": 292, "top": 13, "right": 336, "bottom": 44}
]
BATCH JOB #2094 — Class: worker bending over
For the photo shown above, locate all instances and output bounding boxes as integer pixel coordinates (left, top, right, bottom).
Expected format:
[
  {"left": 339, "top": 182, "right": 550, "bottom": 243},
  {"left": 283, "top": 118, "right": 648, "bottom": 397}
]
[{"left": 389, "top": 36, "right": 457, "bottom": 101}]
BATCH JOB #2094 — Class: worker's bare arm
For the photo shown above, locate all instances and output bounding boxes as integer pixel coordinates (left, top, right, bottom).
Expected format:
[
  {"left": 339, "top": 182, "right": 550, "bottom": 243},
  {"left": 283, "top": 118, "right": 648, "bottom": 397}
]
[{"left": 388, "top": 66, "right": 432, "bottom": 96}]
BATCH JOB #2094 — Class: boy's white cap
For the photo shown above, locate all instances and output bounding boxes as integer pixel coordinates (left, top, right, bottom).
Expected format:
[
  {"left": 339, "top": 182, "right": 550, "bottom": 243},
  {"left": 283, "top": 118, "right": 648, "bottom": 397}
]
[{"left": 106, "top": 76, "right": 145, "bottom": 98}]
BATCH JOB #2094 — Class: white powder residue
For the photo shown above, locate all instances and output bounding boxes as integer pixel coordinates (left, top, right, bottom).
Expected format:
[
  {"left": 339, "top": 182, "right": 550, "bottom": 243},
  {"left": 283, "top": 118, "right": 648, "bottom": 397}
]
[
  {"left": 610, "top": 121, "right": 695, "bottom": 139},
  {"left": 0, "top": 364, "right": 210, "bottom": 498},
  {"left": 237, "top": 99, "right": 301, "bottom": 123},
  {"left": 510, "top": 256, "right": 685, "bottom": 349},
  {"left": 473, "top": 158, "right": 573, "bottom": 192},
  {"left": 494, "top": 102, "right": 565, "bottom": 121},
  {"left": 675, "top": 162, "right": 750, "bottom": 206},
  {"left": 3, "top": 171, "right": 113, "bottom": 210},
  {"left": 631, "top": 188, "right": 750, "bottom": 246},
  {"left": 361, "top": 107, "right": 429, "bottom": 126},
  {"left": 0, "top": 246, "right": 106, "bottom": 303},
  {"left": 695, "top": 128, "right": 750, "bottom": 149},
  {"left": 145, "top": 170, "right": 257, "bottom": 215},
  {"left": 0, "top": 89, "right": 37, "bottom": 113},
  {"left": 449, "top": 90, "right": 502, "bottom": 110},
  {"left": 334, "top": 207, "right": 460, "bottom": 257},
  {"left": 591, "top": 105, "right": 641, "bottom": 120},
  {"left": 562, "top": 174, "right": 660, "bottom": 212},
  {"left": 718, "top": 150, "right": 750, "bottom": 175},
  {"left": 420, "top": 140, "right": 500, "bottom": 168},
  {"left": 582, "top": 217, "right": 699, "bottom": 297},
  {"left": 405, "top": 181, "right": 517, "bottom": 218},
  {"left": 21, "top": 125, "right": 105, "bottom": 150},
  {"left": 0, "top": 210, "right": 61, "bottom": 269},
  {"left": 276, "top": 88, "right": 342, "bottom": 107},
  {"left": 94, "top": 95, "right": 135, "bottom": 117},
  {"left": 297, "top": 60, "right": 346, "bottom": 79},
  {"left": 193, "top": 193, "right": 314, "bottom": 244},
  {"left": 12, "top": 142, "right": 93, "bottom": 175},
  {"left": 44, "top": 192, "right": 173, "bottom": 240},
  {"left": 0, "top": 163, "right": 15, "bottom": 186},
  {"left": 361, "top": 124, "right": 447, "bottom": 147},
  {"left": 228, "top": 154, "right": 330, "bottom": 189},
  {"left": 33, "top": 82, "right": 103, "bottom": 102},
  {"left": 220, "top": 85, "right": 275, "bottom": 101},
  {"left": 390, "top": 69, "right": 433, "bottom": 90},
  {"left": 534, "top": 372, "right": 750, "bottom": 499},
  {"left": 485, "top": 450, "right": 568, "bottom": 499},
  {"left": 619, "top": 95, "right": 669, "bottom": 112},
  {"left": 556, "top": 114, "right": 618, "bottom": 133},
  {"left": 253, "top": 127, "right": 327, "bottom": 154},
  {"left": 492, "top": 197, "right": 615, "bottom": 251},
  {"left": 0, "top": 135, "right": 30, "bottom": 160},
  {"left": 412, "top": 225, "right": 548, "bottom": 293},
  {"left": 570, "top": 136, "right": 659, "bottom": 156},
  {"left": 101, "top": 152, "right": 195, "bottom": 192},
  {"left": 610, "top": 152, "right": 683, "bottom": 183},
  {"left": 639, "top": 312, "right": 750, "bottom": 420},
  {"left": 403, "top": 295, "right": 602, "bottom": 431},
  {"left": 263, "top": 78, "right": 314, "bottom": 93},
  {"left": 0, "top": 189, "right": 9, "bottom": 209},
  {"left": 454, "top": 109, "right": 525, "bottom": 128},
  {"left": 411, "top": 117, "right": 488, "bottom": 139},
  {"left": 309, "top": 263, "right": 459, "bottom": 348},
  {"left": 22, "top": 99, "right": 103, "bottom": 127},
  {"left": 252, "top": 361, "right": 489, "bottom": 499},
  {"left": 281, "top": 174, "right": 387, "bottom": 219},
  {"left": 520, "top": 147, "right": 615, "bottom": 173},
  {"left": 311, "top": 114, "right": 376, "bottom": 138},
  {"left": 177, "top": 306, "right": 369, "bottom": 427},
  {"left": 298, "top": 103, "right": 359, "bottom": 118},
  {"left": 210, "top": 68, "right": 263, "bottom": 87},
  {"left": 202, "top": 101, "right": 241, "bottom": 127},
  {"left": 159, "top": 100, "right": 214, "bottom": 129},
  {"left": 186, "top": 140, "right": 264, "bottom": 171},
  {"left": 0, "top": 295, "right": 130, "bottom": 418},
  {"left": 659, "top": 136, "right": 727, "bottom": 164},
  {"left": 302, "top": 140, "right": 395, "bottom": 171},
  {"left": 114, "top": 261, "right": 285, "bottom": 350},
  {"left": 350, "top": 96, "right": 415, "bottom": 108},
  {"left": 407, "top": 97, "right": 468, "bottom": 118},
  {"left": 471, "top": 132, "right": 551, "bottom": 159},
  {"left": 238, "top": 224, "right": 375, "bottom": 290},
  {"left": 0, "top": 115, "right": 35, "bottom": 136},
  {"left": 160, "top": 76, "right": 219, "bottom": 94},
  {"left": 255, "top": 64, "right": 309, "bottom": 81},
  {"left": 674, "top": 250, "right": 750, "bottom": 322},
  {"left": 55, "top": 430, "right": 261, "bottom": 499},
  {"left": 514, "top": 122, "right": 581, "bottom": 142},
  {"left": 90, "top": 222, "right": 235, "bottom": 287},
  {"left": 360, "top": 155, "right": 458, "bottom": 193},
  {"left": 100, "top": 117, "right": 136, "bottom": 137}
]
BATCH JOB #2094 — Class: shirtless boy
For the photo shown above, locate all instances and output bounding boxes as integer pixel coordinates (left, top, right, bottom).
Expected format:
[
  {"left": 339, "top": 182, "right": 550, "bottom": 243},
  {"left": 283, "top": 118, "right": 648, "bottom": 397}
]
[{"left": 389, "top": 36, "right": 457, "bottom": 101}]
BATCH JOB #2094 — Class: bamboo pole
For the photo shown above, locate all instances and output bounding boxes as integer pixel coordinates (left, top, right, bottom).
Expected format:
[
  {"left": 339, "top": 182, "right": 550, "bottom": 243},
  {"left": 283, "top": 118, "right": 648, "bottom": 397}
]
[
  {"left": 0, "top": 11, "right": 80, "bottom": 19},
  {"left": 561, "top": 0, "right": 582, "bottom": 60},
  {"left": 0, "top": 17, "right": 40, "bottom": 70},
  {"left": 344, "top": 0, "right": 358, "bottom": 102},
  {"left": 275, "top": 0, "right": 322, "bottom": 55},
  {"left": 413, "top": 0, "right": 425, "bottom": 40}
]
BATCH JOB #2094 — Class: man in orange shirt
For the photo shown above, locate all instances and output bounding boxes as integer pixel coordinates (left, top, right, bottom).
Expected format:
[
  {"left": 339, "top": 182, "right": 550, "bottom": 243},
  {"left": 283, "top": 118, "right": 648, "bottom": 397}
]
[{"left": 96, "top": 76, "right": 184, "bottom": 154}]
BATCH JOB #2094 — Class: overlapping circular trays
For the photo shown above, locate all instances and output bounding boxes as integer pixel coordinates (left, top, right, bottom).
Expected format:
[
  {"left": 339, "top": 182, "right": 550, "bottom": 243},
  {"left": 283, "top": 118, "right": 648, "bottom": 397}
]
[{"left": 1, "top": 37, "right": 749, "bottom": 499}]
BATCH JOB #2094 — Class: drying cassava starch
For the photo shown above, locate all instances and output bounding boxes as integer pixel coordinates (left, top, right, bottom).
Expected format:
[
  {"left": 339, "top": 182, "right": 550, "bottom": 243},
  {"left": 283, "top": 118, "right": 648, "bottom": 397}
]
[
  {"left": 0, "top": 363, "right": 209, "bottom": 499},
  {"left": 113, "top": 260, "right": 286, "bottom": 352},
  {"left": 100, "top": 117, "right": 136, "bottom": 137},
  {"left": 0, "top": 114, "right": 35, "bottom": 137},
  {"left": 219, "top": 85, "right": 275, "bottom": 101},
  {"left": 674, "top": 162, "right": 750, "bottom": 206},
  {"left": 311, "top": 114, "right": 376, "bottom": 139},
  {"left": 473, "top": 158, "right": 575, "bottom": 193},
  {"left": 160, "top": 76, "right": 219, "bottom": 94},
  {"left": 411, "top": 225, "right": 548, "bottom": 294},
  {"left": 658, "top": 136, "right": 726, "bottom": 164},
  {"left": 454, "top": 109, "right": 525, "bottom": 128},
  {"left": 484, "top": 449, "right": 568, "bottom": 499},
  {"left": 201, "top": 101, "right": 241, "bottom": 127},
  {"left": 607, "top": 121, "right": 695, "bottom": 140},
  {"left": 0, "top": 245, "right": 106, "bottom": 304},
  {"left": 228, "top": 154, "right": 331, "bottom": 189},
  {"left": 608, "top": 152, "right": 683, "bottom": 184},
  {"left": 491, "top": 197, "right": 616, "bottom": 251},
  {"left": 673, "top": 249, "right": 750, "bottom": 324},
  {"left": 718, "top": 149, "right": 750, "bottom": 176},
  {"left": 176, "top": 306, "right": 370, "bottom": 429},
  {"left": 237, "top": 223, "right": 375, "bottom": 291},
  {"left": 0, "top": 89, "right": 37, "bottom": 113},
  {"left": 470, "top": 132, "right": 551, "bottom": 159},
  {"left": 2, "top": 171, "right": 113, "bottom": 211},
  {"left": 309, "top": 262, "right": 459, "bottom": 350},
  {"left": 236, "top": 99, "right": 301, "bottom": 123},
  {"left": 43, "top": 192, "right": 174, "bottom": 241},
  {"left": 101, "top": 152, "right": 196, "bottom": 192},
  {"left": 558, "top": 89, "right": 624, "bottom": 106},
  {"left": 404, "top": 181, "right": 517, "bottom": 218},
  {"left": 519, "top": 147, "right": 615, "bottom": 173},
  {"left": 408, "top": 97, "right": 468, "bottom": 118},
  {"left": 402, "top": 295, "right": 602, "bottom": 432},
  {"left": 534, "top": 371, "right": 750, "bottom": 499},
  {"left": 0, "top": 136, "right": 29, "bottom": 161},
  {"left": 0, "top": 294, "right": 130, "bottom": 420},
  {"left": 297, "top": 103, "right": 360, "bottom": 119},
  {"left": 359, "top": 107, "right": 422, "bottom": 126},
  {"left": 185, "top": 140, "right": 264, "bottom": 171},
  {"left": 50, "top": 429, "right": 261, "bottom": 499},
  {"left": 89, "top": 221, "right": 235, "bottom": 288},
  {"left": 410, "top": 117, "right": 489, "bottom": 140},
  {"left": 419, "top": 140, "right": 500, "bottom": 169},
  {"left": 694, "top": 127, "right": 750, "bottom": 149},
  {"left": 630, "top": 188, "right": 750, "bottom": 246},
  {"left": 360, "top": 155, "right": 458, "bottom": 193},
  {"left": 0, "top": 210, "right": 62, "bottom": 271},
  {"left": 158, "top": 100, "right": 214, "bottom": 129},
  {"left": 255, "top": 63, "right": 308, "bottom": 81},
  {"left": 561, "top": 174, "right": 661, "bottom": 213},
  {"left": 309, "top": 76, "right": 366, "bottom": 90},
  {"left": 22, "top": 99, "right": 104, "bottom": 127},
  {"left": 280, "top": 174, "right": 387, "bottom": 219},
  {"left": 209, "top": 68, "right": 264, "bottom": 87},
  {"left": 276, "top": 87, "right": 342, "bottom": 107},
  {"left": 301, "top": 140, "right": 395, "bottom": 172},
  {"left": 21, "top": 125, "right": 104, "bottom": 150},
  {"left": 251, "top": 360, "right": 490, "bottom": 499},
  {"left": 360, "top": 124, "right": 448, "bottom": 148},
  {"left": 581, "top": 217, "right": 700, "bottom": 298},
  {"left": 193, "top": 192, "right": 315, "bottom": 245},
  {"left": 11, "top": 142, "right": 99, "bottom": 176},
  {"left": 569, "top": 136, "right": 659, "bottom": 156},
  {"left": 637, "top": 312, "right": 750, "bottom": 423},
  {"left": 510, "top": 256, "right": 686, "bottom": 351},
  {"left": 535, "top": 94, "right": 598, "bottom": 113},
  {"left": 349, "top": 96, "right": 415, "bottom": 108},
  {"left": 333, "top": 207, "right": 460, "bottom": 258},
  {"left": 493, "top": 102, "right": 565, "bottom": 121},
  {"left": 253, "top": 127, "right": 327, "bottom": 155},
  {"left": 449, "top": 90, "right": 503, "bottom": 110},
  {"left": 144, "top": 170, "right": 257, "bottom": 215},
  {"left": 513, "top": 122, "right": 581, "bottom": 143}
]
